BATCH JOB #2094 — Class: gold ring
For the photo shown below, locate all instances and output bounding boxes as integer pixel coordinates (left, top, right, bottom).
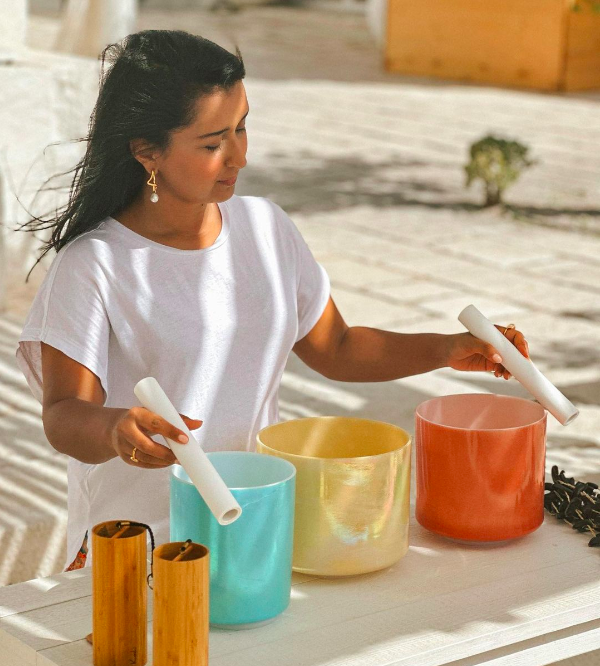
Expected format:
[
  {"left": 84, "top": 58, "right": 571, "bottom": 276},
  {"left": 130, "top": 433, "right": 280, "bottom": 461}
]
[
  {"left": 503, "top": 323, "right": 516, "bottom": 336},
  {"left": 130, "top": 447, "right": 138, "bottom": 463}
]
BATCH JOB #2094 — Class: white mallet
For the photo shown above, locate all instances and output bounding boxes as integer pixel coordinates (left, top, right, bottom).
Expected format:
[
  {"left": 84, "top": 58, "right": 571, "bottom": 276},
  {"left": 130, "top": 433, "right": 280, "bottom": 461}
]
[
  {"left": 458, "top": 305, "right": 579, "bottom": 426},
  {"left": 134, "top": 377, "right": 242, "bottom": 525}
]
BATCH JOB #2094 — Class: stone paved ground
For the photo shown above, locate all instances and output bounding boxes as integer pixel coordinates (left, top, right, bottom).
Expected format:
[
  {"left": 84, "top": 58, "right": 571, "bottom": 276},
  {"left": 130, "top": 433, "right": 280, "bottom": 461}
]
[{"left": 1, "top": 9, "right": 600, "bottom": 659}]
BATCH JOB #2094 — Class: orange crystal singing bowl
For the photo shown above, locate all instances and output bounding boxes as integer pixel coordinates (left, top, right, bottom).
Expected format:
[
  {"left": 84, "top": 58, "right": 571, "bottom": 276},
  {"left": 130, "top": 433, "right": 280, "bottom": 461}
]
[
  {"left": 415, "top": 394, "right": 547, "bottom": 542},
  {"left": 256, "top": 417, "right": 411, "bottom": 576}
]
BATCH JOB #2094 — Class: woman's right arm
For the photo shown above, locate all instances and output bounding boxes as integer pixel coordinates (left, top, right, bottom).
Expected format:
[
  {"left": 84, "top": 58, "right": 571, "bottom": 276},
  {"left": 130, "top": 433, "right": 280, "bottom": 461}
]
[{"left": 41, "top": 342, "right": 201, "bottom": 467}]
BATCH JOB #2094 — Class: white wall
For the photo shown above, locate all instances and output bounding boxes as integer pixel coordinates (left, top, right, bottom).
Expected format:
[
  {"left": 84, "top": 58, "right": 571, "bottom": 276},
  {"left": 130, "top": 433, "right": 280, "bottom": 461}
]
[
  {"left": 365, "top": 0, "right": 387, "bottom": 48},
  {"left": 0, "top": 0, "right": 28, "bottom": 59},
  {"left": 0, "top": 50, "right": 100, "bottom": 311},
  {"left": 55, "top": 0, "right": 138, "bottom": 58}
]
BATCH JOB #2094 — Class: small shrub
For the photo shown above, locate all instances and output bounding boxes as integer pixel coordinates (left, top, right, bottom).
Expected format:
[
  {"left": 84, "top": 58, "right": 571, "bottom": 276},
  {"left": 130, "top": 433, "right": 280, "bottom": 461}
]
[
  {"left": 572, "top": 1, "right": 600, "bottom": 12},
  {"left": 465, "top": 136, "right": 535, "bottom": 207}
]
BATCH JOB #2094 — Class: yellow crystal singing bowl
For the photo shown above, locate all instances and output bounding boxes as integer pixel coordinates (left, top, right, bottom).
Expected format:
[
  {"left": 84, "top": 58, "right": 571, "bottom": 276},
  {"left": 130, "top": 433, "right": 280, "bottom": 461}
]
[{"left": 256, "top": 417, "right": 411, "bottom": 576}]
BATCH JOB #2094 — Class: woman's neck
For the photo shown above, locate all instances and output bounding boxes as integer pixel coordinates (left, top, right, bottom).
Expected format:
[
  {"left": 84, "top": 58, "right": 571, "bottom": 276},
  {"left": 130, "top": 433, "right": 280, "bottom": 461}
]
[{"left": 114, "top": 197, "right": 223, "bottom": 251}]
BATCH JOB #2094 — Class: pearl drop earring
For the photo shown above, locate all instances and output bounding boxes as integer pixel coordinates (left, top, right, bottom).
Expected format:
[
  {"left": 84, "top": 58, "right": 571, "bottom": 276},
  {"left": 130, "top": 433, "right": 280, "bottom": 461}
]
[{"left": 147, "top": 170, "right": 159, "bottom": 203}]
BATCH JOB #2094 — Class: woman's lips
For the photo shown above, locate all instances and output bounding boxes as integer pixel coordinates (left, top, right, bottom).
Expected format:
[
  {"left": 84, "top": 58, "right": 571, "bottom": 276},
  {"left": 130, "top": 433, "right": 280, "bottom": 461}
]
[{"left": 218, "top": 177, "right": 237, "bottom": 186}]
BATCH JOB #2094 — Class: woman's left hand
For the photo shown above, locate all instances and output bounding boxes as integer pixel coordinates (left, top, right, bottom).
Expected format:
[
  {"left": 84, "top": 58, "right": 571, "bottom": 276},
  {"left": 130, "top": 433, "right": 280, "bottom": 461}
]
[{"left": 445, "top": 325, "right": 530, "bottom": 379}]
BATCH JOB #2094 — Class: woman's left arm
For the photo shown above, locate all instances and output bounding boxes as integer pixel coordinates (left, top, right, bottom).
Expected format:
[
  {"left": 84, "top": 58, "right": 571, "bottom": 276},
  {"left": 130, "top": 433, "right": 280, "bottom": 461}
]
[{"left": 293, "top": 297, "right": 529, "bottom": 382}]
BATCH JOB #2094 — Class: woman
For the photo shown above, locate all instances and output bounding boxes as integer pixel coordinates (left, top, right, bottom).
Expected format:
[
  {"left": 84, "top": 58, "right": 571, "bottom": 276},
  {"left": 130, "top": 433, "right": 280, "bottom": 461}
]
[{"left": 16, "top": 30, "right": 528, "bottom": 571}]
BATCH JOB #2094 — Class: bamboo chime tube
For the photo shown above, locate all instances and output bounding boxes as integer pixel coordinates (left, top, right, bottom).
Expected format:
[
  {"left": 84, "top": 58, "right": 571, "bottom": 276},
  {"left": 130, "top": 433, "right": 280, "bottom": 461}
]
[
  {"left": 91, "top": 520, "right": 148, "bottom": 666},
  {"left": 153, "top": 542, "right": 210, "bottom": 666}
]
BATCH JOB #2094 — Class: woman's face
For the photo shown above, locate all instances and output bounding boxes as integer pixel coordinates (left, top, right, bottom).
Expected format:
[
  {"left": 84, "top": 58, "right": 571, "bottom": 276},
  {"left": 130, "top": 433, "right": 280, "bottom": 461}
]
[{"left": 155, "top": 80, "right": 249, "bottom": 204}]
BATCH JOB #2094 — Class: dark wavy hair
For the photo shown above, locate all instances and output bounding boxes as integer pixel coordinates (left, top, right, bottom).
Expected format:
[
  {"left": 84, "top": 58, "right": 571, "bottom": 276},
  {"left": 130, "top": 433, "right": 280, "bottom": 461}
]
[{"left": 20, "top": 30, "right": 245, "bottom": 278}]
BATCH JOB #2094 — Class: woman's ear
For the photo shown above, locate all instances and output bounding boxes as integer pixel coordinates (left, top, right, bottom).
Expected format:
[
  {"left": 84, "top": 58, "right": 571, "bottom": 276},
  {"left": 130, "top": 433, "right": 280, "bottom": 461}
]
[{"left": 129, "top": 139, "right": 159, "bottom": 173}]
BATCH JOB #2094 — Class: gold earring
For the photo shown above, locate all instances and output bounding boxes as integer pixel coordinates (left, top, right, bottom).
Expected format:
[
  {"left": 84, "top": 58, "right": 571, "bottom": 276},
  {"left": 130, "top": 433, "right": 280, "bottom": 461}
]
[{"left": 147, "top": 170, "right": 159, "bottom": 203}]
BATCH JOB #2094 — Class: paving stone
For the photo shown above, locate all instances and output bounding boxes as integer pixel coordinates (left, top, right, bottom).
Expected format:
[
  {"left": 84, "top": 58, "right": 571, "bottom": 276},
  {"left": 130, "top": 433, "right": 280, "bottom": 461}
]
[
  {"left": 370, "top": 278, "right": 460, "bottom": 303},
  {"left": 418, "top": 296, "right": 529, "bottom": 321},
  {"left": 526, "top": 260, "right": 600, "bottom": 292},
  {"left": 330, "top": 284, "right": 428, "bottom": 328},
  {"left": 384, "top": 316, "right": 464, "bottom": 336},
  {"left": 431, "top": 235, "right": 559, "bottom": 269},
  {"left": 486, "top": 278, "right": 600, "bottom": 316},
  {"left": 503, "top": 312, "right": 600, "bottom": 346},
  {"left": 319, "top": 256, "right": 407, "bottom": 289}
]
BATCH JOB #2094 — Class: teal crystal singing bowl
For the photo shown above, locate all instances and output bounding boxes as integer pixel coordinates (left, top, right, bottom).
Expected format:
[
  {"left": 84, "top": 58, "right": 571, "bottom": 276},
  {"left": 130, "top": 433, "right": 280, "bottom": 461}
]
[{"left": 170, "top": 452, "right": 296, "bottom": 628}]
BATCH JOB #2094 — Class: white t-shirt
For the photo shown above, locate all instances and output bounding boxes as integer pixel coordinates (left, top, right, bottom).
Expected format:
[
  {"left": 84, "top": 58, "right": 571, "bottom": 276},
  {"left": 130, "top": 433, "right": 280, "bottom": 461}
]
[{"left": 16, "top": 195, "right": 330, "bottom": 569}]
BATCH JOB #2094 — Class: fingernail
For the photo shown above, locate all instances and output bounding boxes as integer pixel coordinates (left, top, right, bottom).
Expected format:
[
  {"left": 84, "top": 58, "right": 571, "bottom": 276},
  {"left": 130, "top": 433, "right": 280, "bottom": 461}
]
[
  {"left": 493, "top": 354, "right": 503, "bottom": 363},
  {"left": 178, "top": 434, "right": 188, "bottom": 443}
]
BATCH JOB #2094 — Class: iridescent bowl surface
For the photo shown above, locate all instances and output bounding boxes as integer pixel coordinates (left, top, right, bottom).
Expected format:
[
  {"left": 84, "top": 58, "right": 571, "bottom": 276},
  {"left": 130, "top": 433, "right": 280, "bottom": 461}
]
[{"left": 257, "top": 416, "right": 411, "bottom": 576}]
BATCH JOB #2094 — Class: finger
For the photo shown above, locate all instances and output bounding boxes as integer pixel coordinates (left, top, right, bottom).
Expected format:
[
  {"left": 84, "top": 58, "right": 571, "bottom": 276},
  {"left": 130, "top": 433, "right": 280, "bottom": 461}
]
[
  {"left": 126, "top": 444, "right": 174, "bottom": 468},
  {"left": 513, "top": 331, "right": 529, "bottom": 359},
  {"left": 122, "top": 442, "right": 174, "bottom": 468},
  {"left": 180, "top": 414, "right": 203, "bottom": 430},
  {"left": 475, "top": 340, "right": 503, "bottom": 366},
  {"left": 495, "top": 325, "right": 529, "bottom": 359},
  {"left": 504, "top": 327, "right": 529, "bottom": 358},
  {"left": 133, "top": 407, "right": 190, "bottom": 444},
  {"left": 135, "top": 435, "right": 177, "bottom": 463},
  {"left": 495, "top": 364, "right": 511, "bottom": 380},
  {"left": 493, "top": 363, "right": 510, "bottom": 378},
  {"left": 119, "top": 417, "right": 178, "bottom": 463},
  {"left": 126, "top": 457, "right": 174, "bottom": 470}
]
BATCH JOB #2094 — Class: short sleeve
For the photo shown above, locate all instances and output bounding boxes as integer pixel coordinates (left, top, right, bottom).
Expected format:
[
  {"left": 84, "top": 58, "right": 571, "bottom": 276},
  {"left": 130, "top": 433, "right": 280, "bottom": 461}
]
[
  {"left": 16, "top": 239, "right": 110, "bottom": 404},
  {"left": 271, "top": 202, "right": 331, "bottom": 343}
]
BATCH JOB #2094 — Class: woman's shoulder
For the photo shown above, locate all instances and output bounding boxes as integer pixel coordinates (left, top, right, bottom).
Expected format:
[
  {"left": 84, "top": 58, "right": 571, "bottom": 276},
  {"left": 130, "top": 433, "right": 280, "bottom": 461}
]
[
  {"left": 228, "top": 195, "right": 296, "bottom": 233},
  {"left": 49, "top": 219, "right": 115, "bottom": 279},
  {"left": 228, "top": 194, "right": 282, "bottom": 217}
]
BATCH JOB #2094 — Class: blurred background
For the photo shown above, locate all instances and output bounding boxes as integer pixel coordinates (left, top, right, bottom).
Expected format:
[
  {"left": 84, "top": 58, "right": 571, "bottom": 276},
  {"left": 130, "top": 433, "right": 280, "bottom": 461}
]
[{"left": 1, "top": 0, "right": 599, "bottom": 620}]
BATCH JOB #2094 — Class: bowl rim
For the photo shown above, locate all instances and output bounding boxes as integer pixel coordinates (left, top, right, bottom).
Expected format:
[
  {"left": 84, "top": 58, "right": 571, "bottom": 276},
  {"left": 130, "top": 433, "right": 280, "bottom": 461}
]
[
  {"left": 171, "top": 451, "right": 297, "bottom": 490},
  {"left": 256, "top": 416, "right": 412, "bottom": 461},
  {"left": 415, "top": 393, "right": 547, "bottom": 432}
]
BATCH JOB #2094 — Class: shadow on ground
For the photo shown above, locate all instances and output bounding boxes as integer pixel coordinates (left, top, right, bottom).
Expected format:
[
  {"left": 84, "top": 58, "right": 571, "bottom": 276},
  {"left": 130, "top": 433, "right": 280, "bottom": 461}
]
[
  {"left": 0, "top": 313, "right": 68, "bottom": 586},
  {"left": 237, "top": 155, "right": 600, "bottom": 226}
]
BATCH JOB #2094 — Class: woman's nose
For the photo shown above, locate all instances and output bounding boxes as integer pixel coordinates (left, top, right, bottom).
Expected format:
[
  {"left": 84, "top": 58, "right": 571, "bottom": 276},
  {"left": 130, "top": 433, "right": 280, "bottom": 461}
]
[{"left": 227, "top": 133, "right": 247, "bottom": 170}]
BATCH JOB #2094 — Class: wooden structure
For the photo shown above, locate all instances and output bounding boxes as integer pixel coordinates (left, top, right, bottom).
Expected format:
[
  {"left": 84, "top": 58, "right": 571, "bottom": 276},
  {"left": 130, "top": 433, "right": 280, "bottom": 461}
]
[
  {"left": 153, "top": 542, "right": 209, "bottom": 666},
  {"left": 385, "top": 0, "right": 600, "bottom": 91},
  {"left": 91, "top": 521, "right": 147, "bottom": 666}
]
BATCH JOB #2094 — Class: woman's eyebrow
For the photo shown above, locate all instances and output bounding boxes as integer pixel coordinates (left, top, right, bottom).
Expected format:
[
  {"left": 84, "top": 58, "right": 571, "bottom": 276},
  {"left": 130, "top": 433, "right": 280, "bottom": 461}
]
[{"left": 198, "top": 108, "right": 250, "bottom": 139}]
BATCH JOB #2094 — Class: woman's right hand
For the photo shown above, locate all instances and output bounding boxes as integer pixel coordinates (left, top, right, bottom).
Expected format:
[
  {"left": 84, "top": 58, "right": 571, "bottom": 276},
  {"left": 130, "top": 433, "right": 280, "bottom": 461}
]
[{"left": 110, "top": 407, "right": 203, "bottom": 469}]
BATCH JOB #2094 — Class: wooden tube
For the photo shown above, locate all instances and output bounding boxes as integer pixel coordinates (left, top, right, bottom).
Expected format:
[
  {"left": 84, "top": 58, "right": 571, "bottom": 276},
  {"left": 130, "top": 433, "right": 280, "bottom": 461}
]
[
  {"left": 92, "top": 520, "right": 148, "bottom": 666},
  {"left": 153, "top": 542, "right": 210, "bottom": 666}
]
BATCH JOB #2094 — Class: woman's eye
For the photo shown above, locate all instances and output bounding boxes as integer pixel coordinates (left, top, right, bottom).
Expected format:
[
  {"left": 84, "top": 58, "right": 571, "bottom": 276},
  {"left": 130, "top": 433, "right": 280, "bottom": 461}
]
[{"left": 205, "top": 127, "right": 246, "bottom": 151}]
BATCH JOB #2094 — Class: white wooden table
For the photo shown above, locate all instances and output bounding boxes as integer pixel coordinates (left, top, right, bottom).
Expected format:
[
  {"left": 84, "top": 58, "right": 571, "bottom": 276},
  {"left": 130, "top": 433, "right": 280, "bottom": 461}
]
[{"left": 0, "top": 515, "right": 599, "bottom": 666}]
